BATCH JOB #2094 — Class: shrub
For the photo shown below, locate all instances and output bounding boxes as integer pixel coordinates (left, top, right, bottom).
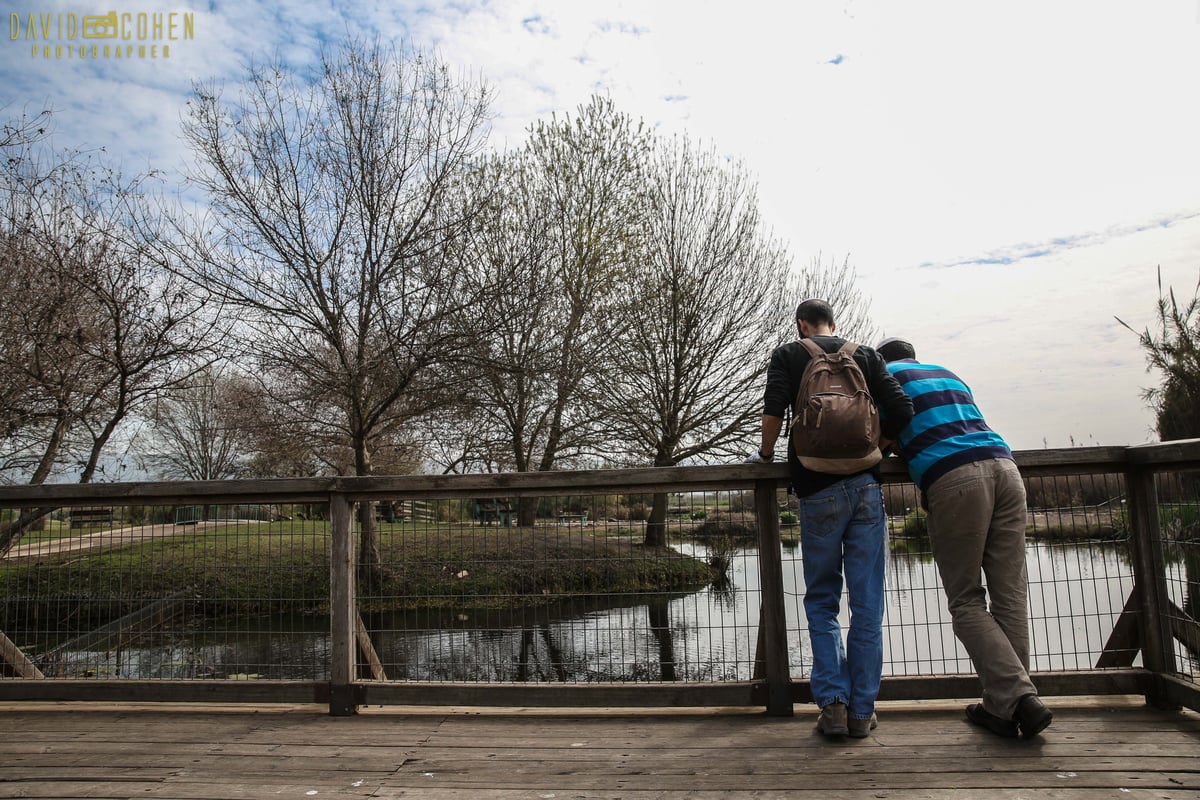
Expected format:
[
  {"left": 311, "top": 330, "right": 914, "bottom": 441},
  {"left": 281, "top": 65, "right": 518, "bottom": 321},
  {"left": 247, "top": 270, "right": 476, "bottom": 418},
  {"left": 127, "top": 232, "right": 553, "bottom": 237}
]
[
  {"left": 728, "top": 491, "right": 758, "bottom": 513},
  {"left": 902, "top": 509, "right": 928, "bottom": 538},
  {"left": 692, "top": 518, "right": 757, "bottom": 545},
  {"left": 707, "top": 534, "right": 738, "bottom": 584},
  {"left": 1161, "top": 503, "right": 1200, "bottom": 541},
  {"left": 626, "top": 504, "right": 649, "bottom": 521}
]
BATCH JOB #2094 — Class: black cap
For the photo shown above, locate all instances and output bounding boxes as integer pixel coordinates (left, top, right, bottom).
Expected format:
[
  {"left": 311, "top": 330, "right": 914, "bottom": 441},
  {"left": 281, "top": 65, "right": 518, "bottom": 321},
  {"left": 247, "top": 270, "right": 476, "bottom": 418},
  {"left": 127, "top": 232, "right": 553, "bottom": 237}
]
[{"left": 875, "top": 337, "right": 916, "bottom": 362}]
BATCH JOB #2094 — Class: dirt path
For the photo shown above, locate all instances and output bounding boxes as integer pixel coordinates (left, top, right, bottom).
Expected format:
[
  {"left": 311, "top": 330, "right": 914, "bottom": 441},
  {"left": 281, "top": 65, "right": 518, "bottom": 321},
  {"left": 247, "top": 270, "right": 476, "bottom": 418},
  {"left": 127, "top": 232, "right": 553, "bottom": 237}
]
[{"left": 2, "top": 520, "right": 239, "bottom": 561}]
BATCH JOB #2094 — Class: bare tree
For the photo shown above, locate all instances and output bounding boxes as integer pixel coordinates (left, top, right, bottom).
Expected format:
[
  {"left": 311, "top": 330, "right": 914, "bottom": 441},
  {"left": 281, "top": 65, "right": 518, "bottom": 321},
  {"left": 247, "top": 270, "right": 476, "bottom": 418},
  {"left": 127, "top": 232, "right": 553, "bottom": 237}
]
[
  {"left": 143, "top": 366, "right": 256, "bottom": 480},
  {"left": 0, "top": 229, "right": 107, "bottom": 485},
  {"left": 593, "top": 134, "right": 793, "bottom": 545},
  {"left": 792, "top": 253, "right": 878, "bottom": 344},
  {"left": 447, "top": 97, "right": 652, "bottom": 523},
  {"left": 0, "top": 117, "right": 94, "bottom": 484},
  {"left": 0, "top": 104, "right": 51, "bottom": 152},
  {"left": 177, "top": 37, "right": 492, "bottom": 581},
  {"left": 520, "top": 95, "right": 652, "bottom": 475},
  {"left": 0, "top": 122, "right": 215, "bottom": 553},
  {"left": 449, "top": 151, "right": 566, "bottom": 477},
  {"left": 70, "top": 190, "right": 217, "bottom": 485}
]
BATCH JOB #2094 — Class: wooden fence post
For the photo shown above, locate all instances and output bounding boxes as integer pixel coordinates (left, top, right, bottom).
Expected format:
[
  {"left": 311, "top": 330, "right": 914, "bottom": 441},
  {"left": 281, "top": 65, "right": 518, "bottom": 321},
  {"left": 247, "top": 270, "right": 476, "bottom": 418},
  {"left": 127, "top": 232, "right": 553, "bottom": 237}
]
[
  {"left": 755, "top": 478, "right": 793, "bottom": 716},
  {"left": 328, "top": 491, "right": 357, "bottom": 716},
  {"left": 0, "top": 630, "right": 44, "bottom": 679},
  {"left": 1124, "top": 465, "right": 1179, "bottom": 709}
]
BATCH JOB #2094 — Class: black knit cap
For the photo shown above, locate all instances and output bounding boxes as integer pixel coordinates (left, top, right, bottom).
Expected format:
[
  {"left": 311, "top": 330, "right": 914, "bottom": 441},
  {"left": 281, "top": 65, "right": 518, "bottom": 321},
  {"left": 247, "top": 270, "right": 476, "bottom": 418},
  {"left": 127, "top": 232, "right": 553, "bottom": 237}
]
[{"left": 875, "top": 337, "right": 916, "bottom": 362}]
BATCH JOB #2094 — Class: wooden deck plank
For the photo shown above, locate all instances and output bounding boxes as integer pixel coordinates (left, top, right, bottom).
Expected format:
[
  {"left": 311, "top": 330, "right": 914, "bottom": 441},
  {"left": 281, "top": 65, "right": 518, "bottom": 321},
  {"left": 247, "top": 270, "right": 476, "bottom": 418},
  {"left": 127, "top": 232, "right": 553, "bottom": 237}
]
[
  {"left": 11, "top": 753, "right": 1200, "bottom": 777},
  {"left": 0, "top": 699, "right": 1197, "bottom": 800},
  {"left": 6, "top": 738, "right": 1199, "bottom": 759},
  {"left": 0, "top": 790, "right": 1192, "bottom": 800},
  {"left": 419, "top": 794, "right": 1191, "bottom": 800}
]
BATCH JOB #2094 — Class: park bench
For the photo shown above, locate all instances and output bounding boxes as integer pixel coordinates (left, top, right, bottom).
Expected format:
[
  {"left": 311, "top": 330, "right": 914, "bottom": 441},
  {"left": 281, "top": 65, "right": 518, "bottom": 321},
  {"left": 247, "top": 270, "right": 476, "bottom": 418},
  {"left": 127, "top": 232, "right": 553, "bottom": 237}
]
[
  {"left": 69, "top": 507, "right": 113, "bottom": 529},
  {"left": 473, "top": 498, "right": 515, "bottom": 527},
  {"left": 556, "top": 511, "right": 588, "bottom": 525},
  {"left": 376, "top": 500, "right": 435, "bottom": 523}
]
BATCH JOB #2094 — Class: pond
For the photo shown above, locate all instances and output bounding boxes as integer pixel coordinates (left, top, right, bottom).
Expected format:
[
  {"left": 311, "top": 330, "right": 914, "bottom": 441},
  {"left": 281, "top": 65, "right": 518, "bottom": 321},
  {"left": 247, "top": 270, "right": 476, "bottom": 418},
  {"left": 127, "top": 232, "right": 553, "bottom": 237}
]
[{"left": 28, "top": 536, "right": 1188, "bottom": 683}]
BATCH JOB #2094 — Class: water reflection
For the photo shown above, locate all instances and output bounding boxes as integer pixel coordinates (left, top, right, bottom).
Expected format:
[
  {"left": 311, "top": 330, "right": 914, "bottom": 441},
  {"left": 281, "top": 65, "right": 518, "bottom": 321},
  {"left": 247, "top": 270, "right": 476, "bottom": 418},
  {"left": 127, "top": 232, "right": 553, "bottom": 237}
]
[{"left": 18, "top": 538, "right": 1191, "bottom": 682}]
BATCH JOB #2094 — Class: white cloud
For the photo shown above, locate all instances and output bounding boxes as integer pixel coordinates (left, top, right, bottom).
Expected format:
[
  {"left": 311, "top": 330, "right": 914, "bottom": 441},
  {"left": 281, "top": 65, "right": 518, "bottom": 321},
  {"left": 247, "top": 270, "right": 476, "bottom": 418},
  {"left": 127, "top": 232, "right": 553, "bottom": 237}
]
[
  {"left": 3, "top": 0, "right": 1199, "bottom": 450},
  {"left": 871, "top": 216, "right": 1200, "bottom": 449}
]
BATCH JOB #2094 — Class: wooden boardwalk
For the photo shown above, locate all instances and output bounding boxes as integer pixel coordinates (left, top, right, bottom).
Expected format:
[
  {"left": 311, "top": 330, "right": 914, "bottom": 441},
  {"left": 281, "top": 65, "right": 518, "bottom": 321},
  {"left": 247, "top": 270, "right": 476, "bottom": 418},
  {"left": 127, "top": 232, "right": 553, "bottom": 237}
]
[{"left": 1, "top": 697, "right": 1197, "bottom": 799}]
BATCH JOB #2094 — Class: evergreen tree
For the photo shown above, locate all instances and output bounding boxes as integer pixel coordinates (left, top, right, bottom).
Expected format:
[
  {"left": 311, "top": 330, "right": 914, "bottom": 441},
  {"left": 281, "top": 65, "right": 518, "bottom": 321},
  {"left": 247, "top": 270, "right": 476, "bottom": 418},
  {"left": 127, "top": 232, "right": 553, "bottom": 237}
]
[{"left": 1120, "top": 268, "right": 1200, "bottom": 441}]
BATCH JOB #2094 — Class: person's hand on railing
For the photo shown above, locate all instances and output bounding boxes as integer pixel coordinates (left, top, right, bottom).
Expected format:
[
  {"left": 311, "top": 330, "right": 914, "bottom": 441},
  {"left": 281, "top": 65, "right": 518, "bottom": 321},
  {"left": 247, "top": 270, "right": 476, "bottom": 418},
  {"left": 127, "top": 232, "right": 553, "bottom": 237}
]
[{"left": 743, "top": 449, "right": 773, "bottom": 464}]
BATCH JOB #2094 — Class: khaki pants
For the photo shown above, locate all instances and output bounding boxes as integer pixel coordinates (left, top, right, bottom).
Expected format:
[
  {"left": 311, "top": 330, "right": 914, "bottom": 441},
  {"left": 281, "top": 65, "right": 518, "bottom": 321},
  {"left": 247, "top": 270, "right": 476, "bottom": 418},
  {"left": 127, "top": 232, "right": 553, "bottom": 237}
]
[{"left": 926, "top": 458, "right": 1036, "bottom": 718}]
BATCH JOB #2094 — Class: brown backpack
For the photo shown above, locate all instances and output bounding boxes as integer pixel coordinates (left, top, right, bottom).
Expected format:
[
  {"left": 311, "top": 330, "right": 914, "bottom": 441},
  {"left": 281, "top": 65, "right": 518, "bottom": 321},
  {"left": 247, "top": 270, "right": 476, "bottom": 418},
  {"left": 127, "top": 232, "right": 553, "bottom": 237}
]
[{"left": 790, "top": 339, "right": 882, "bottom": 474}]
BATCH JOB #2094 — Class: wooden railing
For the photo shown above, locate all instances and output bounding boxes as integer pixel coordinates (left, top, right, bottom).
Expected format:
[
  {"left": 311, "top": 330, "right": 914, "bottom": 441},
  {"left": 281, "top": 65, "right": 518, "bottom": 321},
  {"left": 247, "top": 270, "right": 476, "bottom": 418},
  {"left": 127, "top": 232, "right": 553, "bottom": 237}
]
[{"left": 1, "top": 441, "right": 1197, "bottom": 716}]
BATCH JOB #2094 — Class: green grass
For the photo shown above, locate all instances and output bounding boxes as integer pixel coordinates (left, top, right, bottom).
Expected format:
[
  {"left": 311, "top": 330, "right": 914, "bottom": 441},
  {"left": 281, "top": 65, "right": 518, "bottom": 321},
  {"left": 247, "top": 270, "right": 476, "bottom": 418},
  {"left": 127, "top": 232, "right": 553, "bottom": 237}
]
[
  {"left": 12, "top": 518, "right": 86, "bottom": 543},
  {"left": 1, "top": 522, "right": 713, "bottom": 626},
  {"left": 365, "top": 525, "right": 711, "bottom": 610}
]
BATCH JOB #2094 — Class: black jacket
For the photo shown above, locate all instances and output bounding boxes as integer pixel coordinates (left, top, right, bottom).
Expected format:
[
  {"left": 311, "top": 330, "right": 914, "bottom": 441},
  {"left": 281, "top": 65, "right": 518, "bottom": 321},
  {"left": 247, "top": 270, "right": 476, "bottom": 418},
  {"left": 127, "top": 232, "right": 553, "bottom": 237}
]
[{"left": 762, "top": 335, "right": 914, "bottom": 497}]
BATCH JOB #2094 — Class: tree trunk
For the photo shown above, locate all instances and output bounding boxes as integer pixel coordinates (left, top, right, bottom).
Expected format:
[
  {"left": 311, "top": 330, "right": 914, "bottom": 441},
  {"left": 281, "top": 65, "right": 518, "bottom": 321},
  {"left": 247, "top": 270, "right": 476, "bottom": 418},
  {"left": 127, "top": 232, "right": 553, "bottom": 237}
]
[
  {"left": 643, "top": 451, "right": 676, "bottom": 547},
  {"left": 647, "top": 596, "right": 677, "bottom": 681},
  {"left": 0, "top": 412, "right": 73, "bottom": 554},
  {"left": 0, "top": 507, "right": 56, "bottom": 556},
  {"left": 518, "top": 497, "right": 537, "bottom": 528},
  {"left": 644, "top": 492, "right": 669, "bottom": 547},
  {"left": 354, "top": 439, "right": 383, "bottom": 588},
  {"left": 78, "top": 392, "right": 126, "bottom": 484}
]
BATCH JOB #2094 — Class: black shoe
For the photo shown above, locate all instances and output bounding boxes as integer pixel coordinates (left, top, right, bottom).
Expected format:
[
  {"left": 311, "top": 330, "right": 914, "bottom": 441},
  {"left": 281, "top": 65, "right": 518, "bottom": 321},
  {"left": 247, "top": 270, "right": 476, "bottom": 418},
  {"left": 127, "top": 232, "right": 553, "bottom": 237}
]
[
  {"left": 966, "top": 703, "right": 1018, "bottom": 738},
  {"left": 1014, "top": 694, "right": 1053, "bottom": 739}
]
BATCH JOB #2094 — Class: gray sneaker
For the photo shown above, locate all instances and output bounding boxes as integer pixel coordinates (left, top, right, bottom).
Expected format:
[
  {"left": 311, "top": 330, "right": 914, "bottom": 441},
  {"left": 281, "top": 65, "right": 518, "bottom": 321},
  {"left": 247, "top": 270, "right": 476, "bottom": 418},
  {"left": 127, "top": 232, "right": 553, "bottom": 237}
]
[
  {"left": 817, "top": 702, "right": 849, "bottom": 736},
  {"left": 848, "top": 713, "right": 878, "bottom": 738}
]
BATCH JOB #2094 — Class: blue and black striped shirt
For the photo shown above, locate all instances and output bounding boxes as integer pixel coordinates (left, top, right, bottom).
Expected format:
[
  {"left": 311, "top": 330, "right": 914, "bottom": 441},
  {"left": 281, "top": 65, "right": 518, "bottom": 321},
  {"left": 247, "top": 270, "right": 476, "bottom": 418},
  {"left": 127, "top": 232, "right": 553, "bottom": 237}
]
[{"left": 883, "top": 359, "right": 1013, "bottom": 492}]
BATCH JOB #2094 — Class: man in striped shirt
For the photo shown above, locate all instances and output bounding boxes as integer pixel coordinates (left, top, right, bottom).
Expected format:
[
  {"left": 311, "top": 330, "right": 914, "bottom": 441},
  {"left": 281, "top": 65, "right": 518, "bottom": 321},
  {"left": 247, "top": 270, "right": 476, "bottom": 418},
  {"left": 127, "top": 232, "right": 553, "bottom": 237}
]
[{"left": 876, "top": 337, "right": 1053, "bottom": 740}]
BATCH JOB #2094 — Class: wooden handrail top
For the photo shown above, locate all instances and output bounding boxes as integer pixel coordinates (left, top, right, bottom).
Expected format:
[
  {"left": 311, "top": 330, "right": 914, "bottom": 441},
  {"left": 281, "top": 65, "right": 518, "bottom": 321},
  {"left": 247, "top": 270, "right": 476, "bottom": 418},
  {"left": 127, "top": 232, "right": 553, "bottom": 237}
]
[
  {"left": 0, "top": 440, "right": 1197, "bottom": 508},
  {"left": 0, "top": 464, "right": 782, "bottom": 507}
]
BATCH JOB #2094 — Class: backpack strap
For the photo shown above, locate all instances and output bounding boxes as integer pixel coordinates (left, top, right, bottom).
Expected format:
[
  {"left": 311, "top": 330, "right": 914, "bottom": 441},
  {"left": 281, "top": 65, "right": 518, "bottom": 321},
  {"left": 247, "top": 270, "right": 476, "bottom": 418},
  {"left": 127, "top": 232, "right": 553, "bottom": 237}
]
[
  {"left": 799, "top": 339, "right": 859, "bottom": 359},
  {"left": 798, "top": 338, "right": 824, "bottom": 358}
]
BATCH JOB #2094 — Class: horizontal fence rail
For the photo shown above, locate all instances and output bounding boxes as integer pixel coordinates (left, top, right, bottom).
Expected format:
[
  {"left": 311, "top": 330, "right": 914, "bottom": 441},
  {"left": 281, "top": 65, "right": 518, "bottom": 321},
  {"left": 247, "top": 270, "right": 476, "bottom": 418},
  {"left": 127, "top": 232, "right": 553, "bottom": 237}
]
[{"left": 1, "top": 442, "right": 1197, "bottom": 715}]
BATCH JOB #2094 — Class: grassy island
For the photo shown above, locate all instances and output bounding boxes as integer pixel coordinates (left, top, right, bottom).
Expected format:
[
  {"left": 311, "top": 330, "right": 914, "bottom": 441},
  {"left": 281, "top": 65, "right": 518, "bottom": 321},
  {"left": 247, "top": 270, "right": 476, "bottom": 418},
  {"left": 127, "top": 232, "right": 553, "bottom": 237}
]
[{"left": 1, "top": 520, "right": 717, "bottom": 627}]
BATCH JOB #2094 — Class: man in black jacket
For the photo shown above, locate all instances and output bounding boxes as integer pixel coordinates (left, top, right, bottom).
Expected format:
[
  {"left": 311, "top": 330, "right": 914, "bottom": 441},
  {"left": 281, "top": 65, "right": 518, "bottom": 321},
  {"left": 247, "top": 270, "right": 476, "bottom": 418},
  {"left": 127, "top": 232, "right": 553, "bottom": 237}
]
[{"left": 749, "top": 299, "right": 913, "bottom": 738}]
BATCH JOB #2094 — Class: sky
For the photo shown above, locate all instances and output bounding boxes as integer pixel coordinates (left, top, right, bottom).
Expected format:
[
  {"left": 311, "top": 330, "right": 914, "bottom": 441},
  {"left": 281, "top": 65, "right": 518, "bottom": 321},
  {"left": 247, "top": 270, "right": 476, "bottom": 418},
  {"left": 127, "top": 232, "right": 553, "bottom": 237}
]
[{"left": 4, "top": 0, "right": 1200, "bottom": 453}]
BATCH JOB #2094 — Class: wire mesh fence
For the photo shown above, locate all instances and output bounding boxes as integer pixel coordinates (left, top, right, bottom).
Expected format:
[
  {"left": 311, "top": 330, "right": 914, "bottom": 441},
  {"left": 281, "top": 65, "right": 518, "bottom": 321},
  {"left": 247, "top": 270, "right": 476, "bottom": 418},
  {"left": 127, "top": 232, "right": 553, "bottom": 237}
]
[
  {"left": 1156, "top": 470, "right": 1200, "bottom": 684},
  {"left": 357, "top": 491, "right": 760, "bottom": 683},
  {"left": 775, "top": 471, "right": 1146, "bottom": 680},
  {"left": 1, "top": 504, "right": 331, "bottom": 681},
  {"left": 1, "top": 454, "right": 1197, "bottom": 696}
]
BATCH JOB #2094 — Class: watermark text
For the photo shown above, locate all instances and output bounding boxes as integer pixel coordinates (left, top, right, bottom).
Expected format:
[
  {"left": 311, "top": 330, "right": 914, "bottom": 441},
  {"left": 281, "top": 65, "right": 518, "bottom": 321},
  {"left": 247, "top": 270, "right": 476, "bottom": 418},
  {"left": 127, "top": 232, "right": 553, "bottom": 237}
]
[{"left": 10, "top": 10, "right": 195, "bottom": 61}]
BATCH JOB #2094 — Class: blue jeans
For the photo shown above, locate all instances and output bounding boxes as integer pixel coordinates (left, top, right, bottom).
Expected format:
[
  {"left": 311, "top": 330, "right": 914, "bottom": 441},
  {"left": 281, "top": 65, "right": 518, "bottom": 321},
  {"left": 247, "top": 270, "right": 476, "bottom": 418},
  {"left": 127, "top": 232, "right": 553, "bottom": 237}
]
[{"left": 799, "top": 472, "right": 887, "bottom": 720}]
